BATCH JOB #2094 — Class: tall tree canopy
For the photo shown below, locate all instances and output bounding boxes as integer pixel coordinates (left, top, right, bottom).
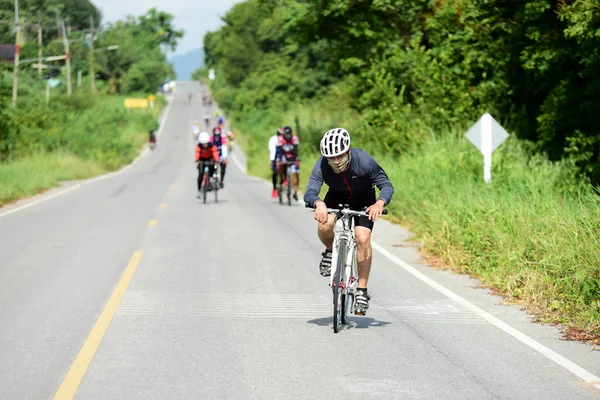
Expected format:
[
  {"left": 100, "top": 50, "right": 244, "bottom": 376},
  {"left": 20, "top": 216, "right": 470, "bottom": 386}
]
[{"left": 203, "top": 0, "right": 600, "bottom": 183}]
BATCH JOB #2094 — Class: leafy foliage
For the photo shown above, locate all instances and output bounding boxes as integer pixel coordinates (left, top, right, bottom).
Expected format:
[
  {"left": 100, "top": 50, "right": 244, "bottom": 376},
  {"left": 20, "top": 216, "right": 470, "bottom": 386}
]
[{"left": 199, "top": 0, "right": 600, "bottom": 184}]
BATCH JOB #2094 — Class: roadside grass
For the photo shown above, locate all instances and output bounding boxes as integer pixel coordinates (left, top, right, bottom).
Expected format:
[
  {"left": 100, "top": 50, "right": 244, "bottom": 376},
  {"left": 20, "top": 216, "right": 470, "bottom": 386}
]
[
  {"left": 0, "top": 152, "right": 105, "bottom": 204},
  {"left": 383, "top": 133, "right": 600, "bottom": 341},
  {"left": 0, "top": 94, "right": 165, "bottom": 206}
]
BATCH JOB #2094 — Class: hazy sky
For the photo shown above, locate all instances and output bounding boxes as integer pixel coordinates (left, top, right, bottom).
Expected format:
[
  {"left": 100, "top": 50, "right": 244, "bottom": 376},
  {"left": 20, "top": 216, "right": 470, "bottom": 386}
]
[{"left": 93, "top": 0, "right": 242, "bottom": 56}]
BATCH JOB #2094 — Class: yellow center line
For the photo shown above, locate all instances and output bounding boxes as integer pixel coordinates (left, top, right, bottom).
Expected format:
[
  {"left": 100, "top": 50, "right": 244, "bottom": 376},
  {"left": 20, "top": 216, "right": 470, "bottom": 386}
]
[
  {"left": 149, "top": 219, "right": 157, "bottom": 227},
  {"left": 53, "top": 250, "right": 144, "bottom": 400},
  {"left": 160, "top": 203, "right": 166, "bottom": 208}
]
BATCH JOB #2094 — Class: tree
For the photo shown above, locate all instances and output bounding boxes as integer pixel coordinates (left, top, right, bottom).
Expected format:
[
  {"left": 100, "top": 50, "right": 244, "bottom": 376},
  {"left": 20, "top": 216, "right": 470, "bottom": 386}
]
[
  {"left": 94, "top": 10, "right": 178, "bottom": 94},
  {"left": 138, "top": 8, "right": 184, "bottom": 51}
]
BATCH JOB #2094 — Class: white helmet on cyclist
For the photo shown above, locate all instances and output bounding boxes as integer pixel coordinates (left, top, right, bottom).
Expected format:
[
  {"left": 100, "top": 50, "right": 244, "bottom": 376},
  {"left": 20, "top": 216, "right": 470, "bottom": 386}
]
[
  {"left": 198, "top": 132, "right": 210, "bottom": 144},
  {"left": 320, "top": 128, "right": 351, "bottom": 157}
]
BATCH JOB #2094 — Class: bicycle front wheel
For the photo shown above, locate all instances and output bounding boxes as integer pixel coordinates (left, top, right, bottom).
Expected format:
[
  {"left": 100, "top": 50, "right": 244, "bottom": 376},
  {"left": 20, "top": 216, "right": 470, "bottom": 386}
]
[{"left": 332, "top": 238, "right": 348, "bottom": 333}]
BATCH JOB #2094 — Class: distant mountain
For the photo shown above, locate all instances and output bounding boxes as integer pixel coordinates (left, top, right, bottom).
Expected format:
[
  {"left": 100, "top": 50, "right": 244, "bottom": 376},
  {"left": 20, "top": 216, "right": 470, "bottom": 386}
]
[{"left": 169, "top": 48, "right": 204, "bottom": 81}]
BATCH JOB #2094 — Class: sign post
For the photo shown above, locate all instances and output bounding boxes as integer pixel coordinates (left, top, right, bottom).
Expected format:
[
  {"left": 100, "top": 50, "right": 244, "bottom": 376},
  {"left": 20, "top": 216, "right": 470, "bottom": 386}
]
[
  {"left": 465, "top": 113, "right": 509, "bottom": 184},
  {"left": 148, "top": 94, "right": 156, "bottom": 108}
]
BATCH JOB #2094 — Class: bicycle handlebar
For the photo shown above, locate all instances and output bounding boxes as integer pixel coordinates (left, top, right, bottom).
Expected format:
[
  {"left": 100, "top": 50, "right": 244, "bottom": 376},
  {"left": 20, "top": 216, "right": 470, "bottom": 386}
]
[
  {"left": 197, "top": 160, "right": 217, "bottom": 167},
  {"left": 305, "top": 204, "right": 388, "bottom": 217},
  {"left": 277, "top": 160, "right": 300, "bottom": 164}
]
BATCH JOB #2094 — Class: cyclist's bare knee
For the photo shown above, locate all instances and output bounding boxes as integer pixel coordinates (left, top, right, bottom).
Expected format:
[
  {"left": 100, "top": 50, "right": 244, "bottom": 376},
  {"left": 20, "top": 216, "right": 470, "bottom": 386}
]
[
  {"left": 317, "top": 214, "right": 335, "bottom": 231},
  {"left": 317, "top": 214, "right": 336, "bottom": 247},
  {"left": 355, "top": 227, "right": 372, "bottom": 251}
]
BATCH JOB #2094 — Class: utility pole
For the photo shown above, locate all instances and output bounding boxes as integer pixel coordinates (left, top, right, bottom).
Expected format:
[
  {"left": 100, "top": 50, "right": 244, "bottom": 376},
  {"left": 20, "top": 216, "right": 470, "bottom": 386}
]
[
  {"left": 12, "top": 0, "right": 20, "bottom": 106},
  {"left": 60, "top": 19, "right": 72, "bottom": 96},
  {"left": 37, "top": 13, "right": 42, "bottom": 77},
  {"left": 56, "top": 10, "right": 61, "bottom": 39},
  {"left": 77, "top": 70, "right": 82, "bottom": 87},
  {"left": 89, "top": 15, "right": 96, "bottom": 94}
]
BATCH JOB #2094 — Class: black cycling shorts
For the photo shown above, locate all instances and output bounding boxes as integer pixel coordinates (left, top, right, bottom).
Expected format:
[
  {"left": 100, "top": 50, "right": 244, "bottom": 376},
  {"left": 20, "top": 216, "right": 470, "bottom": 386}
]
[{"left": 323, "top": 189, "right": 376, "bottom": 230}]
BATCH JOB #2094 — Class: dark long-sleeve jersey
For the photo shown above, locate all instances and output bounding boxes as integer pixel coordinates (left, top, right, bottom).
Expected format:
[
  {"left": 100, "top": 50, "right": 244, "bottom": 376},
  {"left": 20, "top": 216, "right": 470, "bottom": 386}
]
[{"left": 303, "top": 148, "right": 394, "bottom": 207}]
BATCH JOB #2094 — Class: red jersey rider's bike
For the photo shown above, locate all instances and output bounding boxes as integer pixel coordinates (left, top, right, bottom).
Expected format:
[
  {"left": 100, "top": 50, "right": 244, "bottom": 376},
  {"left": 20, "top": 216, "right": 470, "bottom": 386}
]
[{"left": 198, "top": 160, "right": 219, "bottom": 204}]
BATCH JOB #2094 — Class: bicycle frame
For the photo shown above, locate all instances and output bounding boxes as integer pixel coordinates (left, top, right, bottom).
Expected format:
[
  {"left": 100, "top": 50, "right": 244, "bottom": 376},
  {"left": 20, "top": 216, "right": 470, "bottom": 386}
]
[
  {"left": 329, "top": 209, "right": 359, "bottom": 309},
  {"left": 199, "top": 160, "right": 218, "bottom": 203}
]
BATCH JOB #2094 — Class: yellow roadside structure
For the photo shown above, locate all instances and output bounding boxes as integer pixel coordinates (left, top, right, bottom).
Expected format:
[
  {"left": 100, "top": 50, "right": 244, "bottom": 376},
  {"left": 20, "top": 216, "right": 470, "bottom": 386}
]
[{"left": 124, "top": 98, "right": 149, "bottom": 109}]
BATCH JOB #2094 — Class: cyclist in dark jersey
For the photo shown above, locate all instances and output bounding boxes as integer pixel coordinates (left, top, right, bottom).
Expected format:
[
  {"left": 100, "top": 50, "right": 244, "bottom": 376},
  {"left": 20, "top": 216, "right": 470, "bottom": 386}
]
[
  {"left": 211, "top": 127, "right": 229, "bottom": 188},
  {"left": 276, "top": 126, "right": 300, "bottom": 201},
  {"left": 304, "top": 128, "right": 394, "bottom": 315}
]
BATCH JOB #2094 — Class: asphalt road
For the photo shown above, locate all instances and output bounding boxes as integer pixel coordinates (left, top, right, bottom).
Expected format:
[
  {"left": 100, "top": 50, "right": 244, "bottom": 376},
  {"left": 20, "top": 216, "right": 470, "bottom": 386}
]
[{"left": 0, "top": 82, "right": 599, "bottom": 400}]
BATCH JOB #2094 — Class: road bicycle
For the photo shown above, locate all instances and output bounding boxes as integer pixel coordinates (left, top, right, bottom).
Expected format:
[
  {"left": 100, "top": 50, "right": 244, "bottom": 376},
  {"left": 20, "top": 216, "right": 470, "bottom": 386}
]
[
  {"left": 277, "top": 160, "right": 298, "bottom": 206},
  {"left": 309, "top": 204, "right": 387, "bottom": 333},
  {"left": 198, "top": 160, "right": 219, "bottom": 204}
]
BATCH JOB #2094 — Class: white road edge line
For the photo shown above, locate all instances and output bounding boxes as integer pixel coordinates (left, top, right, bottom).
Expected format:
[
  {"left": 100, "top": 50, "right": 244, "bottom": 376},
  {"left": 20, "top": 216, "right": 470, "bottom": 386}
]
[
  {"left": 371, "top": 243, "right": 600, "bottom": 391},
  {"left": 230, "top": 152, "right": 247, "bottom": 174},
  {"left": 0, "top": 96, "right": 175, "bottom": 219},
  {"left": 230, "top": 147, "right": 600, "bottom": 391}
]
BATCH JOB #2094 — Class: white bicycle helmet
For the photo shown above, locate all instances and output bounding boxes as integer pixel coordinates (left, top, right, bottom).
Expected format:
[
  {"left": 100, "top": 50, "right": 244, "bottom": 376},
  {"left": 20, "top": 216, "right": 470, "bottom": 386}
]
[
  {"left": 198, "top": 132, "right": 210, "bottom": 144},
  {"left": 320, "top": 128, "right": 351, "bottom": 157}
]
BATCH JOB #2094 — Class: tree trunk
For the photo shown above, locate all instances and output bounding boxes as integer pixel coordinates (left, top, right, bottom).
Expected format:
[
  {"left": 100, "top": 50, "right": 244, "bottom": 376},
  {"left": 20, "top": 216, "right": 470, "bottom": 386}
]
[{"left": 109, "top": 75, "right": 117, "bottom": 94}]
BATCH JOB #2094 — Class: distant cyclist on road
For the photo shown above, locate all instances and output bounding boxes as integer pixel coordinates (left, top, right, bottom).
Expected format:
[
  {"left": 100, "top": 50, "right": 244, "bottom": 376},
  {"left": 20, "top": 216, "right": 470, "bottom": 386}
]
[
  {"left": 226, "top": 129, "right": 236, "bottom": 152},
  {"left": 195, "top": 132, "right": 220, "bottom": 197},
  {"left": 276, "top": 126, "right": 300, "bottom": 201},
  {"left": 268, "top": 128, "right": 283, "bottom": 199},
  {"left": 148, "top": 129, "right": 157, "bottom": 150},
  {"left": 211, "top": 126, "right": 229, "bottom": 189},
  {"left": 303, "top": 128, "right": 394, "bottom": 316},
  {"left": 203, "top": 112, "right": 211, "bottom": 129}
]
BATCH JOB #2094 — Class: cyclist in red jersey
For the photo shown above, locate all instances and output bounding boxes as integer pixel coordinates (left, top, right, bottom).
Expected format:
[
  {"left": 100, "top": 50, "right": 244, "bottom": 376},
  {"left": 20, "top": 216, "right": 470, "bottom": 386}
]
[{"left": 195, "top": 132, "right": 220, "bottom": 197}]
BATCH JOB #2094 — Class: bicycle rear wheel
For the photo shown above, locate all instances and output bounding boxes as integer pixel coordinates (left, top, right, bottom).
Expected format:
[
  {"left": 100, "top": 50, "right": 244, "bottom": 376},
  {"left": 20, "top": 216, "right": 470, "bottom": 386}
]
[
  {"left": 278, "top": 180, "right": 283, "bottom": 205},
  {"left": 332, "top": 239, "right": 348, "bottom": 333},
  {"left": 214, "top": 179, "right": 219, "bottom": 203},
  {"left": 202, "top": 172, "right": 208, "bottom": 204},
  {"left": 341, "top": 292, "right": 350, "bottom": 325},
  {"left": 214, "top": 167, "right": 219, "bottom": 203},
  {"left": 286, "top": 168, "right": 292, "bottom": 206}
]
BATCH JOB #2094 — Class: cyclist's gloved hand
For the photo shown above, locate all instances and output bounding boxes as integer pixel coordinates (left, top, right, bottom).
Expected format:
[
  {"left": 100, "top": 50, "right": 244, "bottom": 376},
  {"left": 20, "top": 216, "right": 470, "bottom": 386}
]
[
  {"left": 366, "top": 199, "right": 386, "bottom": 222},
  {"left": 314, "top": 201, "right": 329, "bottom": 224}
]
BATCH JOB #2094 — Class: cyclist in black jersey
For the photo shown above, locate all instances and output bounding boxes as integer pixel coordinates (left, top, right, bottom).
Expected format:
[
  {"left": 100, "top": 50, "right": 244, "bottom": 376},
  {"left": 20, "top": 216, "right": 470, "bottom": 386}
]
[{"left": 304, "top": 128, "right": 394, "bottom": 315}]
